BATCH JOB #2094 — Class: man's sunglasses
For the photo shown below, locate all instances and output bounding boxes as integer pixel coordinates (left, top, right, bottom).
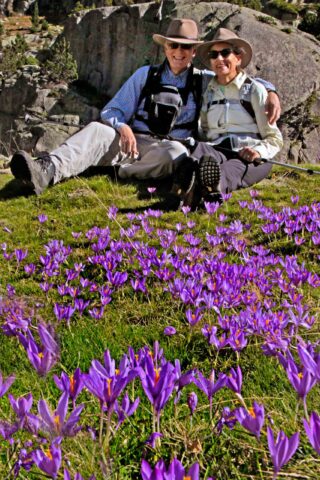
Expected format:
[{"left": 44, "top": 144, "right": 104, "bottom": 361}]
[
  {"left": 208, "top": 48, "right": 234, "bottom": 60},
  {"left": 167, "top": 42, "right": 194, "bottom": 50}
]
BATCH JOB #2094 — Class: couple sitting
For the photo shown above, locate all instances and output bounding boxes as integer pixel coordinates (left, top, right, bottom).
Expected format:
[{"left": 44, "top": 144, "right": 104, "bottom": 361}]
[{"left": 10, "top": 19, "right": 282, "bottom": 208}]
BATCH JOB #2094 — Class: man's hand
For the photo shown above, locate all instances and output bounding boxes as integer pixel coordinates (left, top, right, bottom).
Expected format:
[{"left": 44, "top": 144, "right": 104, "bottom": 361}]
[
  {"left": 119, "top": 125, "right": 139, "bottom": 158},
  {"left": 239, "top": 147, "right": 261, "bottom": 163},
  {"left": 265, "top": 91, "right": 281, "bottom": 124}
]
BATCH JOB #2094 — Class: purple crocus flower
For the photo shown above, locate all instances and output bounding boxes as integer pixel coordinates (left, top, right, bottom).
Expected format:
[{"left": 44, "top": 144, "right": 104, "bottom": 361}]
[
  {"left": 303, "top": 411, "right": 320, "bottom": 455},
  {"left": 29, "top": 392, "right": 84, "bottom": 439},
  {"left": 141, "top": 458, "right": 199, "bottom": 480},
  {"left": 267, "top": 426, "right": 300, "bottom": 479},
  {"left": 15, "top": 248, "right": 28, "bottom": 263},
  {"left": 235, "top": 402, "right": 265, "bottom": 438},
  {"left": 64, "top": 469, "right": 96, "bottom": 480},
  {"left": 215, "top": 407, "right": 238, "bottom": 435},
  {"left": 114, "top": 392, "right": 140, "bottom": 430},
  {"left": 0, "top": 372, "right": 15, "bottom": 397},
  {"left": 285, "top": 359, "right": 316, "bottom": 402},
  {"left": 141, "top": 459, "right": 165, "bottom": 479},
  {"left": 139, "top": 357, "right": 177, "bottom": 416},
  {"left": 193, "top": 369, "right": 227, "bottom": 418},
  {"left": 19, "top": 324, "right": 59, "bottom": 376},
  {"left": 186, "top": 308, "right": 202, "bottom": 326},
  {"left": 53, "top": 369, "right": 83, "bottom": 407},
  {"left": 32, "top": 439, "right": 62, "bottom": 479},
  {"left": 226, "top": 366, "right": 242, "bottom": 396},
  {"left": 187, "top": 392, "right": 198, "bottom": 416},
  {"left": 0, "top": 419, "right": 19, "bottom": 440},
  {"left": 163, "top": 326, "right": 176, "bottom": 336},
  {"left": 38, "top": 214, "right": 48, "bottom": 223},
  {"left": 145, "top": 432, "right": 163, "bottom": 449},
  {"left": 8, "top": 393, "right": 33, "bottom": 427}
]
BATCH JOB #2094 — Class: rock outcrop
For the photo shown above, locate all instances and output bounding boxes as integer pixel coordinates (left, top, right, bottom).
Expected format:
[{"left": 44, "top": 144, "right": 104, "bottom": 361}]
[
  {"left": 61, "top": 1, "right": 320, "bottom": 163},
  {"left": 0, "top": 1, "right": 319, "bottom": 164}
]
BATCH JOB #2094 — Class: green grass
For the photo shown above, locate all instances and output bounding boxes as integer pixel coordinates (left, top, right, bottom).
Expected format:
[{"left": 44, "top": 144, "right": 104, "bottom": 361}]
[{"left": 0, "top": 167, "right": 320, "bottom": 479}]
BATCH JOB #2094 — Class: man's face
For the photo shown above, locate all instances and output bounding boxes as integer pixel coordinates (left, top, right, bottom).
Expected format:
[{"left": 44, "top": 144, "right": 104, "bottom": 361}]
[{"left": 164, "top": 41, "right": 196, "bottom": 75}]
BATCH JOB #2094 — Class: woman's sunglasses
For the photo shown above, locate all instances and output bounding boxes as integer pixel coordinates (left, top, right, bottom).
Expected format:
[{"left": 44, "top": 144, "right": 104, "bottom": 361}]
[
  {"left": 208, "top": 48, "right": 234, "bottom": 60},
  {"left": 167, "top": 42, "right": 194, "bottom": 50}
]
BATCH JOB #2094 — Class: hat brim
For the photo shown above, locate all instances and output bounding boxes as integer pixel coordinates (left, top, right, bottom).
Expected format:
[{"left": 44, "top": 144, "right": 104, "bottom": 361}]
[
  {"left": 153, "top": 34, "right": 203, "bottom": 47},
  {"left": 197, "top": 38, "right": 252, "bottom": 68}
]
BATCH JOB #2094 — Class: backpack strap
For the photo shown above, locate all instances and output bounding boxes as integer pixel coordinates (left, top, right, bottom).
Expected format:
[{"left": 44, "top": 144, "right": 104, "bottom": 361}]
[
  {"left": 137, "top": 61, "right": 165, "bottom": 110},
  {"left": 175, "top": 66, "right": 203, "bottom": 132},
  {"left": 239, "top": 76, "right": 256, "bottom": 121}
]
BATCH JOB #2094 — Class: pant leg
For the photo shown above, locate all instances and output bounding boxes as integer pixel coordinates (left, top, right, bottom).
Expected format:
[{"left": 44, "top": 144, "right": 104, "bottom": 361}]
[
  {"left": 118, "top": 134, "right": 188, "bottom": 180},
  {"left": 192, "top": 142, "right": 272, "bottom": 193},
  {"left": 50, "top": 122, "right": 121, "bottom": 183}
]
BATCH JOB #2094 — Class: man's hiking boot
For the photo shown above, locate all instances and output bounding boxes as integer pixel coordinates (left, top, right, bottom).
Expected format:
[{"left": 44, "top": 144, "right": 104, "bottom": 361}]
[
  {"left": 10, "top": 150, "right": 55, "bottom": 195},
  {"left": 170, "top": 157, "right": 201, "bottom": 210},
  {"left": 199, "top": 155, "right": 222, "bottom": 200}
]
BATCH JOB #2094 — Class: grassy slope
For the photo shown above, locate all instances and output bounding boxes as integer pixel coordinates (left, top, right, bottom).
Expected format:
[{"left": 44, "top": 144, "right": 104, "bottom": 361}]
[{"left": 0, "top": 167, "right": 319, "bottom": 479}]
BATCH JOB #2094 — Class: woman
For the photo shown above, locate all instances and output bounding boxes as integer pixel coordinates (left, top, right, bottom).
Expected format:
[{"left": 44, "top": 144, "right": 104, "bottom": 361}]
[{"left": 172, "top": 28, "right": 283, "bottom": 208}]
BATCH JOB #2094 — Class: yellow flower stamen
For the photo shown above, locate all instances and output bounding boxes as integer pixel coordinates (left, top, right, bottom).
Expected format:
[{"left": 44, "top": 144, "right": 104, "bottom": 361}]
[
  {"left": 70, "top": 375, "right": 75, "bottom": 395},
  {"left": 154, "top": 368, "right": 161, "bottom": 385},
  {"left": 107, "top": 378, "right": 112, "bottom": 396},
  {"left": 248, "top": 407, "right": 256, "bottom": 418}
]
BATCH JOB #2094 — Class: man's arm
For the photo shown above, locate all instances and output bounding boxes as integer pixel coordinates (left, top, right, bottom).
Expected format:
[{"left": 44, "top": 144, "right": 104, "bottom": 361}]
[
  {"left": 100, "top": 66, "right": 150, "bottom": 156},
  {"left": 255, "top": 78, "right": 281, "bottom": 124}
]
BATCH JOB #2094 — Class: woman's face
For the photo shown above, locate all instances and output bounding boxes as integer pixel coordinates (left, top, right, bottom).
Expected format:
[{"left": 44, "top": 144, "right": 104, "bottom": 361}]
[{"left": 208, "top": 42, "right": 242, "bottom": 83}]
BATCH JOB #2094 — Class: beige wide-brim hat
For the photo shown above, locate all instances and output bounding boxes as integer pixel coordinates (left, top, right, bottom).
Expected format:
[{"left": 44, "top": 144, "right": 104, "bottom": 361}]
[
  {"left": 197, "top": 28, "right": 253, "bottom": 68},
  {"left": 153, "top": 18, "right": 203, "bottom": 46}
]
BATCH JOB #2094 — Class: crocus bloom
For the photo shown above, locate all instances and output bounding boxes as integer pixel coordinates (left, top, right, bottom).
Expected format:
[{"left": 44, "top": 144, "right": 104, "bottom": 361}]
[
  {"left": 0, "top": 372, "right": 15, "bottom": 397},
  {"left": 19, "top": 324, "right": 59, "bottom": 376},
  {"left": 226, "top": 366, "right": 242, "bottom": 395},
  {"left": 141, "top": 458, "right": 199, "bottom": 480},
  {"left": 139, "top": 357, "right": 177, "bottom": 416},
  {"left": 32, "top": 439, "right": 62, "bottom": 479},
  {"left": 193, "top": 369, "right": 226, "bottom": 417},
  {"left": 29, "top": 392, "right": 84, "bottom": 439},
  {"left": 8, "top": 393, "right": 33, "bottom": 428},
  {"left": 145, "top": 432, "right": 163, "bottom": 449},
  {"left": 187, "top": 392, "right": 198, "bottom": 416},
  {"left": 303, "top": 411, "right": 320, "bottom": 455},
  {"left": 64, "top": 469, "right": 96, "bottom": 479},
  {"left": 53, "top": 369, "right": 83, "bottom": 407},
  {"left": 235, "top": 402, "right": 265, "bottom": 438},
  {"left": 267, "top": 426, "right": 300, "bottom": 478},
  {"left": 114, "top": 392, "right": 140, "bottom": 430},
  {"left": 163, "top": 326, "right": 176, "bottom": 336},
  {"left": 38, "top": 214, "right": 48, "bottom": 223}
]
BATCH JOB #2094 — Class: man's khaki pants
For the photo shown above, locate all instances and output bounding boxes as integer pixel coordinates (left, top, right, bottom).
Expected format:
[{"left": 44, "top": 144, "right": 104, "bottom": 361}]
[{"left": 50, "top": 121, "right": 188, "bottom": 183}]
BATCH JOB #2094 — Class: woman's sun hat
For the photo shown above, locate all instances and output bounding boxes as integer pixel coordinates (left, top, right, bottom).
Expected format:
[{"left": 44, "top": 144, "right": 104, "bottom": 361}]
[{"left": 197, "top": 28, "right": 253, "bottom": 68}]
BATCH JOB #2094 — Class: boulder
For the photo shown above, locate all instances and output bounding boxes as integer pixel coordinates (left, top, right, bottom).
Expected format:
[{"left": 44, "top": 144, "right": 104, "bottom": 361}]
[
  {"left": 0, "top": 1, "right": 320, "bottom": 164},
  {"left": 61, "top": 1, "right": 320, "bottom": 164}
]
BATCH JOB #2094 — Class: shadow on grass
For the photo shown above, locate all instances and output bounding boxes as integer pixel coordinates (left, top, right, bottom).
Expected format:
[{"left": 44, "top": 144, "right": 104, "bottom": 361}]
[
  {"left": 0, "top": 168, "right": 179, "bottom": 211},
  {"left": 0, "top": 178, "right": 34, "bottom": 199}
]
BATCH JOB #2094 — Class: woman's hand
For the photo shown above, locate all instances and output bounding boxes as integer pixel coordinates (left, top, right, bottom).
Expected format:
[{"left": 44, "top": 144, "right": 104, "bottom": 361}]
[
  {"left": 118, "top": 125, "right": 139, "bottom": 158},
  {"left": 239, "top": 147, "right": 261, "bottom": 163}
]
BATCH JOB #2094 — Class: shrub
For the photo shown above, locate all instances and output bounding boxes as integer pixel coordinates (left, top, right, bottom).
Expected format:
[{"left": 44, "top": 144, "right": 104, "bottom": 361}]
[
  {"left": 32, "top": 0, "right": 40, "bottom": 30},
  {"left": 218, "top": 0, "right": 262, "bottom": 10},
  {"left": 256, "top": 15, "right": 277, "bottom": 25},
  {"left": 298, "top": 7, "right": 320, "bottom": 40},
  {"left": 0, "top": 21, "right": 4, "bottom": 37},
  {"left": 267, "top": 0, "right": 300, "bottom": 15},
  {"left": 1, "top": 34, "right": 29, "bottom": 78},
  {"left": 44, "top": 37, "right": 78, "bottom": 83}
]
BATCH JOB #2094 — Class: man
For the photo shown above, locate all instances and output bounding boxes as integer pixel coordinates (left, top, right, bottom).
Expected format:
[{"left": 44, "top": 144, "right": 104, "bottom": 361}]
[{"left": 10, "top": 19, "right": 280, "bottom": 195}]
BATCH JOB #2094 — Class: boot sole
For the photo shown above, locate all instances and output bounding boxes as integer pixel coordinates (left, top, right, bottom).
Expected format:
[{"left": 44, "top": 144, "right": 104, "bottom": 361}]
[{"left": 199, "top": 155, "right": 221, "bottom": 194}]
